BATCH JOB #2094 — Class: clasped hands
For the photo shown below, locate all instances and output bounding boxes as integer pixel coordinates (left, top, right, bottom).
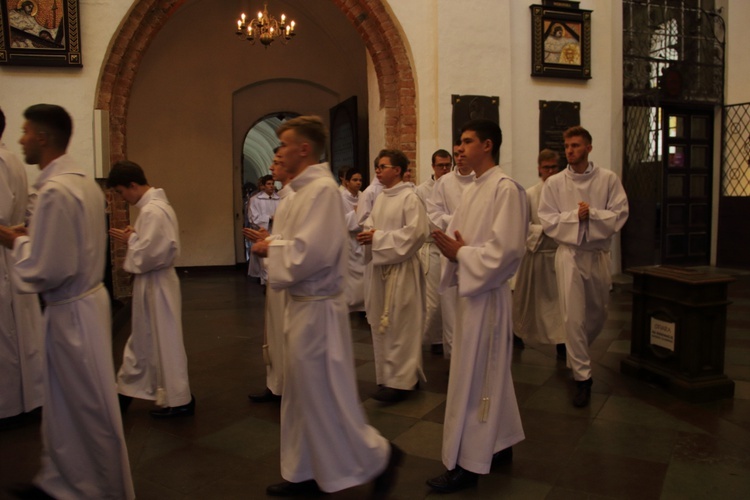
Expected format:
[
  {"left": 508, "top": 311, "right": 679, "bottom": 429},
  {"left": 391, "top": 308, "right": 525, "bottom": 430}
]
[
  {"left": 578, "top": 201, "right": 589, "bottom": 221},
  {"left": 244, "top": 227, "right": 271, "bottom": 258},
  {"left": 109, "top": 225, "right": 134, "bottom": 244},
  {"left": 0, "top": 224, "right": 27, "bottom": 249},
  {"left": 432, "top": 229, "right": 465, "bottom": 262}
]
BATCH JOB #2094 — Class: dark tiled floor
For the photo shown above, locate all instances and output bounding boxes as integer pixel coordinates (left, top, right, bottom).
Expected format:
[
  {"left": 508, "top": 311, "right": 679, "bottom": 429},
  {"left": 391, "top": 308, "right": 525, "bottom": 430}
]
[{"left": 1, "top": 266, "right": 749, "bottom": 499}]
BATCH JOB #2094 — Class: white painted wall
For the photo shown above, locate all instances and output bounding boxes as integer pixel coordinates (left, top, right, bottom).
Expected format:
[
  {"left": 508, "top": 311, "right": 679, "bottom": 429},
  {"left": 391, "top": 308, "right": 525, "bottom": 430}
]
[
  {"left": 0, "top": 0, "right": 137, "bottom": 184},
  {"left": 726, "top": 0, "right": 750, "bottom": 105}
]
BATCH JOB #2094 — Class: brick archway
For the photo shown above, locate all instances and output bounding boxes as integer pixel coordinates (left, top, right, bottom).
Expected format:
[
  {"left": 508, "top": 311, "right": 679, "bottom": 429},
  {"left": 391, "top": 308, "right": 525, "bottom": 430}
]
[{"left": 96, "top": 0, "right": 416, "bottom": 162}]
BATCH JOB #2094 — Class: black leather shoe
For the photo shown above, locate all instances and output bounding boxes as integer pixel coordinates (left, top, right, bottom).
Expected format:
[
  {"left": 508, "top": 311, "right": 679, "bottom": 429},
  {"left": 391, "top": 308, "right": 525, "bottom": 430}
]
[
  {"left": 556, "top": 343, "right": 567, "bottom": 360},
  {"left": 372, "top": 387, "right": 409, "bottom": 403},
  {"left": 248, "top": 387, "right": 281, "bottom": 403},
  {"left": 513, "top": 334, "right": 525, "bottom": 349},
  {"left": 8, "top": 483, "right": 54, "bottom": 499},
  {"left": 426, "top": 466, "right": 478, "bottom": 493},
  {"left": 149, "top": 395, "right": 195, "bottom": 418},
  {"left": 118, "top": 394, "right": 133, "bottom": 414},
  {"left": 491, "top": 446, "right": 513, "bottom": 467},
  {"left": 372, "top": 443, "right": 404, "bottom": 498},
  {"left": 266, "top": 479, "right": 323, "bottom": 497},
  {"left": 0, "top": 414, "right": 26, "bottom": 431},
  {"left": 430, "top": 343, "right": 444, "bottom": 355},
  {"left": 573, "top": 378, "right": 592, "bottom": 408}
]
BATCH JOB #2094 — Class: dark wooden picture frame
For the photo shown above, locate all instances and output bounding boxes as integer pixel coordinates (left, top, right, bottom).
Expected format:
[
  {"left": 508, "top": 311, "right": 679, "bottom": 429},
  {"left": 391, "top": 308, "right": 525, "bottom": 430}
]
[
  {"left": 530, "top": 3, "right": 591, "bottom": 80},
  {"left": 0, "top": 0, "right": 82, "bottom": 67}
]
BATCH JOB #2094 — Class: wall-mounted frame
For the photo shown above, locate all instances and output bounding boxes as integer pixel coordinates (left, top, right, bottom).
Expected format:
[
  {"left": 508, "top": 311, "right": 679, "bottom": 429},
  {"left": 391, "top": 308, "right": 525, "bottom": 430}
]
[
  {"left": 530, "top": 2, "right": 591, "bottom": 80},
  {"left": 0, "top": 0, "right": 82, "bottom": 67}
]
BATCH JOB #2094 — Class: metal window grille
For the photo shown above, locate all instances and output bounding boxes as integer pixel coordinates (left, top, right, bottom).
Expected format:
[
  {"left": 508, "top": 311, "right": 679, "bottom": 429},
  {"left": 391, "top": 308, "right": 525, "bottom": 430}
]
[
  {"left": 722, "top": 103, "right": 750, "bottom": 197},
  {"left": 623, "top": 0, "right": 724, "bottom": 105}
]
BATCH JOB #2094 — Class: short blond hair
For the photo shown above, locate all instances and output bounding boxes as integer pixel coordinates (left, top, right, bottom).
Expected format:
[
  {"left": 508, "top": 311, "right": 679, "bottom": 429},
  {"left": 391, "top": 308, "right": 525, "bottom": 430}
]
[{"left": 276, "top": 115, "right": 327, "bottom": 158}]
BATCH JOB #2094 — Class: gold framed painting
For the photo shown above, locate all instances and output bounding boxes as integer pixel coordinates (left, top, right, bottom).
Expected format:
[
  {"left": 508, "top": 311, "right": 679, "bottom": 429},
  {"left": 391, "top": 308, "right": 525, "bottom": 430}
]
[
  {"left": 531, "top": 2, "right": 591, "bottom": 80},
  {"left": 0, "top": 0, "right": 82, "bottom": 67}
]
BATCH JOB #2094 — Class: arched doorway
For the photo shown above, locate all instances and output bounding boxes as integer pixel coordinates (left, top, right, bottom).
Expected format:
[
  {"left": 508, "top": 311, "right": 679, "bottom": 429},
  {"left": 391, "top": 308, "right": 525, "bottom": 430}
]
[
  {"left": 96, "top": 0, "right": 416, "bottom": 161},
  {"left": 96, "top": 0, "right": 415, "bottom": 274}
]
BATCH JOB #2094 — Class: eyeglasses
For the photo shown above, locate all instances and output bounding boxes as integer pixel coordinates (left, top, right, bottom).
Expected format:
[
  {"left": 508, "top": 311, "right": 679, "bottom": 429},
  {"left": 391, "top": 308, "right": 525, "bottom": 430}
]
[
  {"left": 539, "top": 165, "right": 559, "bottom": 170},
  {"left": 374, "top": 164, "right": 395, "bottom": 171},
  {"left": 434, "top": 163, "right": 452, "bottom": 169}
]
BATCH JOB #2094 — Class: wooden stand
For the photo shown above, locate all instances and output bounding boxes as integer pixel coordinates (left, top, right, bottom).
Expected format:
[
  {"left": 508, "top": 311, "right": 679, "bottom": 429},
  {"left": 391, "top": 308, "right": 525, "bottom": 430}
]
[{"left": 621, "top": 266, "right": 735, "bottom": 402}]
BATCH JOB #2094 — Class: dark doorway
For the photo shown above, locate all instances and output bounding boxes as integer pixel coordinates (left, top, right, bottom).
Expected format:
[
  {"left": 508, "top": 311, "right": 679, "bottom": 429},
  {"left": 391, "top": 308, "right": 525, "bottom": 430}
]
[{"left": 622, "top": 105, "right": 714, "bottom": 268}]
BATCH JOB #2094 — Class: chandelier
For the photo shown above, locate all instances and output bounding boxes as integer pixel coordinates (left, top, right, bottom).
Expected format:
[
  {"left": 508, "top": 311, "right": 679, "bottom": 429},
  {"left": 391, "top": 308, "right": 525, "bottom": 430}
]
[{"left": 235, "top": 2, "right": 296, "bottom": 48}]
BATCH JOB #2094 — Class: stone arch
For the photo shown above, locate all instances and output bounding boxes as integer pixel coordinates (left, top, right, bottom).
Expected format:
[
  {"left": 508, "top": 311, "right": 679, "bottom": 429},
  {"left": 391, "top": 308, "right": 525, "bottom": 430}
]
[{"left": 96, "top": 0, "right": 416, "bottom": 162}]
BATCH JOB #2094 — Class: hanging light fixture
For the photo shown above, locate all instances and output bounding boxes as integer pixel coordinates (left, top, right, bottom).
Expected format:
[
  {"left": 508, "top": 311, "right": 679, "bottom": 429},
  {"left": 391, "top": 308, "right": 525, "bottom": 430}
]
[{"left": 235, "top": 2, "right": 296, "bottom": 48}]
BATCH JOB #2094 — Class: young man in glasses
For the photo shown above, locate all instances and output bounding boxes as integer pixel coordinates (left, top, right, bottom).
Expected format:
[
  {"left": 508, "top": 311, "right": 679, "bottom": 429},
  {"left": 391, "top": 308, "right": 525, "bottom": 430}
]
[{"left": 358, "top": 149, "right": 428, "bottom": 403}]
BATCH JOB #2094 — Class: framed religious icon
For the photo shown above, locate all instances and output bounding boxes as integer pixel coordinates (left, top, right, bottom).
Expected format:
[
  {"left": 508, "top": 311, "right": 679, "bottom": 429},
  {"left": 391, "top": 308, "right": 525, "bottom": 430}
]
[
  {"left": 530, "top": 2, "right": 591, "bottom": 80},
  {"left": 0, "top": 0, "right": 82, "bottom": 67}
]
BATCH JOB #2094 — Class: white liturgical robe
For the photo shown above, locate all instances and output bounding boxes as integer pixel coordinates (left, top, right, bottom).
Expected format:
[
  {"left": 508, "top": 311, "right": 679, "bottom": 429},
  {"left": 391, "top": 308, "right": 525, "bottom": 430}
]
[
  {"left": 355, "top": 177, "right": 383, "bottom": 226},
  {"left": 341, "top": 188, "right": 366, "bottom": 311},
  {"left": 439, "top": 166, "right": 526, "bottom": 475},
  {"left": 262, "top": 184, "right": 295, "bottom": 396},
  {"left": 0, "top": 143, "right": 44, "bottom": 419},
  {"left": 266, "top": 163, "right": 389, "bottom": 493},
  {"left": 11, "top": 155, "right": 134, "bottom": 499},
  {"left": 415, "top": 177, "right": 443, "bottom": 346},
  {"left": 117, "top": 187, "right": 192, "bottom": 408},
  {"left": 538, "top": 163, "right": 629, "bottom": 382},
  {"left": 248, "top": 191, "right": 280, "bottom": 283},
  {"left": 364, "top": 181, "right": 428, "bottom": 390},
  {"left": 426, "top": 169, "right": 474, "bottom": 357},
  {"left": 512, "top": 181, "right": 565, "bottom": 344}
]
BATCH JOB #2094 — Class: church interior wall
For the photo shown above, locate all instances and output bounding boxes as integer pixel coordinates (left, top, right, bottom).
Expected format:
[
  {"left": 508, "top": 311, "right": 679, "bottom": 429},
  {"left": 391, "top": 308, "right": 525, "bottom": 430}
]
[
  {"left": 125, "top": 0, "right": 368, "bottom": 266},
  {"left": 1, "top": 0, "right": 748, "bottom": 269},
  {"left": 0, "top": 0, "right": 135, "bottom": 186}
]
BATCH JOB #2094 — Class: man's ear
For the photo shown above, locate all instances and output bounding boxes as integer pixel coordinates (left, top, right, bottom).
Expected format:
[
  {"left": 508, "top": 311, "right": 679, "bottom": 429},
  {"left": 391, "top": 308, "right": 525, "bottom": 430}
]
[
  {"left": 299, "top": 141, "right": 311, "bottom": 158},
  {"left": 482, "top": 139, "right": 493, "bottom": 154}
]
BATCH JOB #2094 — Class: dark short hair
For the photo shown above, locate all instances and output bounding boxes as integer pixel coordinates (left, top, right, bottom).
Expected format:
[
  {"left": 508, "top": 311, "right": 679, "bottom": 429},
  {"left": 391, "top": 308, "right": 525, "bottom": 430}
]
[
  {"left": 106, "top": 160, "right": 149, "bottom": 188},
  {"left": 344, "top": 167, "right": 361, "bottom": 181},
  {"left": 563, "top": 125, "right": 592, "bottom": 144},
  {"left": 23, "top": 104, "right": 73, "bottom": 149},
  {"left": 0, "top": 107, "right": 5, "bottom": 137},
  {"left": 537, "top": 149, "right": 560, "bottom": 165},
  {"left": 431, "top": 149, "right": 451, "bottom": 165},
  {"left": 259, "top": 174, "right": 274, "bottom": 186},
  {"left": 461, "top": 119, "right": 502, "bottom": 160},
  {"left": 375, "top": 149, "right": 409, "bottom": 178}
]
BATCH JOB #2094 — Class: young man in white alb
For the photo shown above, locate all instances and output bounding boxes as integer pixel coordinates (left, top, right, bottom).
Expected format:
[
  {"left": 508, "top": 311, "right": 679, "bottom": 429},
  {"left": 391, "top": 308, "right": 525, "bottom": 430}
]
[
  {"left": 430, "top": 119, "right": 526, "bottom": 493},
  {"left": 358, "top": 149, "right": 428, "bottom": 403},
  {"left": 538, "top": 126, "right": 629, "bottom": 408}
]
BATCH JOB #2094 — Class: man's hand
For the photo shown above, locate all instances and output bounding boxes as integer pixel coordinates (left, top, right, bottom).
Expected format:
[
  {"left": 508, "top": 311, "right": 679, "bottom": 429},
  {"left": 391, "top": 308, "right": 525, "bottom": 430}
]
[
  {"left": 578, "top": 201, "right": 589, "bottom": 221},
  {"left": 432, "top": 229, "right": 465, "bottom": 262},
  {"left": 0, "top": 225, "right": 22, "bottom": 249},
  {"left": 243, "top": 227, "right": 270, "bottom": 242},
  {"left": 109, "top": 226, "right": 134, "bottom": 244},
  {"left": 356, "top": 229, "right": 376, "bottom": 246},
  {"left": 252, "top": 239, "right": 270, "bottom": 258}
]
